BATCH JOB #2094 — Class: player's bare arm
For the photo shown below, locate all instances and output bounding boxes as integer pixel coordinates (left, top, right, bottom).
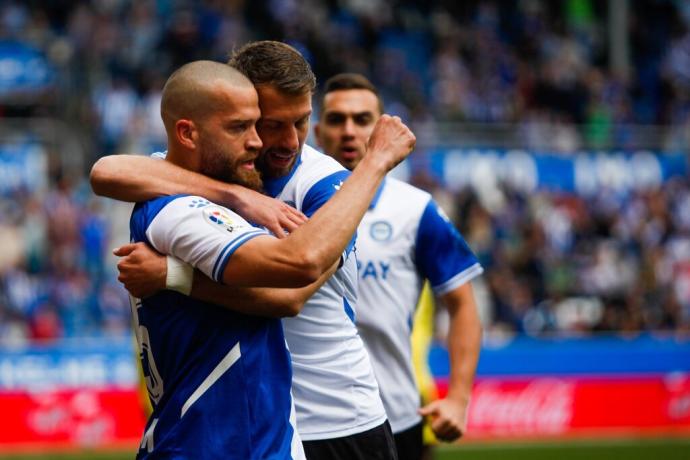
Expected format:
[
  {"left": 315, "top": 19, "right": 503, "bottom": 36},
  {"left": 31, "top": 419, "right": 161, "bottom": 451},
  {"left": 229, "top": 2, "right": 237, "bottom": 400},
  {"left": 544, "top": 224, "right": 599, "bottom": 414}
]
[
  {"left": 90, "top": 155, "right": 307, "bottom": 237},
  {"left": 418, "top": 282, "right": 482, "bottom": 442},
  {"left": 222, "top": 114, "right": 415, "bottom": 288},
  {"left": 114, "top": 241, "right": 336, "bottom": 317}
]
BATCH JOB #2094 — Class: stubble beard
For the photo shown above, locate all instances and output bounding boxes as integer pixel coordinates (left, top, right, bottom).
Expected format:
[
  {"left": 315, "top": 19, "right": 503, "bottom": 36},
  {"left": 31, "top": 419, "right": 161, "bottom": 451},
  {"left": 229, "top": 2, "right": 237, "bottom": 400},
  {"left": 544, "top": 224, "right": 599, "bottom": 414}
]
[
  {"left": 256, "top": 147, "right": 299, "bottom": 180},
  {"left": 199, "top": 139, "right": 263, "bottom": 192}
]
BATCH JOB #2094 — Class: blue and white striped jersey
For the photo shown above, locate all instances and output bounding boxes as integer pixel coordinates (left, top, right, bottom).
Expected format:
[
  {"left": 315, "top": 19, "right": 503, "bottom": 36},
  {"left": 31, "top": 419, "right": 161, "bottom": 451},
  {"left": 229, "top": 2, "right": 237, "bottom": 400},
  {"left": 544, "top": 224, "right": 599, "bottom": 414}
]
[
  {"left": 130, "top": 194, "right": 304, "bottom": 459},
  {"left": 265, "top": 145, "right": 387, "bottom": 440},
  {"left": 355, "top": 178, "right": 483, "bottom": 433}
]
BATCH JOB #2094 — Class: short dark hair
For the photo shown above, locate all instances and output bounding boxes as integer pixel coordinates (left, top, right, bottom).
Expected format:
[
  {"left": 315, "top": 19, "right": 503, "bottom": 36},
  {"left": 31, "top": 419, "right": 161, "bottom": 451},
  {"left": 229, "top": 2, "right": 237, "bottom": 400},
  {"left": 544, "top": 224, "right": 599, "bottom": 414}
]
[
  {"left": 322, "top": 73, "right": 384, "bottom": 114},
  {"left": 228, "top": 41, "right": 316, "bottom": 95}
]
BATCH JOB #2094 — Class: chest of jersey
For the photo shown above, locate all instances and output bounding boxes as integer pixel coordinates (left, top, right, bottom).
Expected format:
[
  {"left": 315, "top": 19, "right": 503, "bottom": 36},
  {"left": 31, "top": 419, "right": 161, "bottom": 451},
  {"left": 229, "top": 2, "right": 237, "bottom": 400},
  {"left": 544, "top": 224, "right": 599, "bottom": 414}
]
[
  {"left": 356, "top": 179, "right": 430, "bottom": 287},
  {"left": 356, "top": 216, "right": 417, "bottom": 284}
]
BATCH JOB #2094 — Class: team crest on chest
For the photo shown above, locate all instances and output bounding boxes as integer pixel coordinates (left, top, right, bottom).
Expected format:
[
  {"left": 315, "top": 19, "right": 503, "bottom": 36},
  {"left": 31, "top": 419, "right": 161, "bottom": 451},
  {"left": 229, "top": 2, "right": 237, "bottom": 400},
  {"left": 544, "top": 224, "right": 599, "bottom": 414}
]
[
  {"left": 203, "top": 206, "right": 237, "bottom": 233},
  {"left": 370, "top": 220, "right": 393, "bottom": 242}
]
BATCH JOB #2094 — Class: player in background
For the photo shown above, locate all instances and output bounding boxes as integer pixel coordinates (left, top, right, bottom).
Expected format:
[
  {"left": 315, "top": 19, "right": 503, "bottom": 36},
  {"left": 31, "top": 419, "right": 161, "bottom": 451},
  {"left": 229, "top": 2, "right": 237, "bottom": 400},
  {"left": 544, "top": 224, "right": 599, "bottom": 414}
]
[
  {"left": 314, "top": 73, "right": 483, "bottom": 460},
  {"left": 103, "top": 60, "right": 414, "bottom": 459},
  {"left": 91, "top": 42, "right": 401, "bottom": 460}
]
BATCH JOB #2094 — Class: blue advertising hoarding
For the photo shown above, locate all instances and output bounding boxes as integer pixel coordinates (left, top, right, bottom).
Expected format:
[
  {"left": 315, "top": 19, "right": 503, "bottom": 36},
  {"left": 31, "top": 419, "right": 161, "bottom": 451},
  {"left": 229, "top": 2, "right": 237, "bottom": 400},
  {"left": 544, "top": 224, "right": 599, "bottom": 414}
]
[{"left": 395, "top": 149, "right": 688, "bottom": 195}]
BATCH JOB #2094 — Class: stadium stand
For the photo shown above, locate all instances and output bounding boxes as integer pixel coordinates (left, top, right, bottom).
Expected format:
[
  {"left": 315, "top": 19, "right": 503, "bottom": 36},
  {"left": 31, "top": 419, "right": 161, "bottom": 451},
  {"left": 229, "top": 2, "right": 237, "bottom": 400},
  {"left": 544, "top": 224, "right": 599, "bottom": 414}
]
[{"left": 0, "top": 0, "right": 688, "bottom": 343}]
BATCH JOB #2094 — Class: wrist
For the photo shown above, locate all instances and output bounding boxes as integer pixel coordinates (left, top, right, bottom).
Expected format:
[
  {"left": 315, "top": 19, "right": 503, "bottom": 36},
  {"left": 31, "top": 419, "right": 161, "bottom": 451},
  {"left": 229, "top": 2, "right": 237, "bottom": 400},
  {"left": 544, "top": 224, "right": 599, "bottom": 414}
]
[
  {"left": 166, "top": 256, "right": 193, "bottom": 295},
  {"left": 221, "top": 183, "right": 247, "bottom": 210},
  {"left": 357, "top": 154, "right": 389, "bottom": 176},
  {"left": 446, "top": 385, "right": 472, "bottom": 405}
]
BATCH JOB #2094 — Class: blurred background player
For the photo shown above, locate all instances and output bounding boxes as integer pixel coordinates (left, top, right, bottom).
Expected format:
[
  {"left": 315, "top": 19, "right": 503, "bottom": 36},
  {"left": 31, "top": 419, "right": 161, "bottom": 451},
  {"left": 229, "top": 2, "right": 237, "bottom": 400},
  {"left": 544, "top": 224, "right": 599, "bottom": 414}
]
[
  {"left": 91, "top": 42, "right": 405, "bottom": 460},
  {"left": 314, "top": 73, "right": 483, "bottom": 460}
]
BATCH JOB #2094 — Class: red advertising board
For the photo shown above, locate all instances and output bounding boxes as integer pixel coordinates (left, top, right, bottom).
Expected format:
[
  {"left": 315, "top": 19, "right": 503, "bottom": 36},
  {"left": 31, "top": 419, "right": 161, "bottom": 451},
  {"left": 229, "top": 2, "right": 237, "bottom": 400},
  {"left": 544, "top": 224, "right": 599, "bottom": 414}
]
[
  {"left": 0, "top": 387, "right": 145, "bottom": 450},
  {"left": 435, "top": 374, "right": 690, "bottom": 438},
  {"left": 1, "top": 336, "right": 688, "bottom": 449}
]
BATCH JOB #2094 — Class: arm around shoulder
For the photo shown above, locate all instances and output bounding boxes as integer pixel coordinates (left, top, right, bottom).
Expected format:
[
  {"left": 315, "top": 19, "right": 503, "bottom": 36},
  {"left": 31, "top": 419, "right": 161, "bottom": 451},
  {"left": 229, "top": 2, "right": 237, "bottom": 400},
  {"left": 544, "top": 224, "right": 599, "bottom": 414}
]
[
  {"left": 90, "top": 154, "right": 170, "bottom": 202},
  {"left": 220, "top": 234, "right": 324, "bottom": 288}
]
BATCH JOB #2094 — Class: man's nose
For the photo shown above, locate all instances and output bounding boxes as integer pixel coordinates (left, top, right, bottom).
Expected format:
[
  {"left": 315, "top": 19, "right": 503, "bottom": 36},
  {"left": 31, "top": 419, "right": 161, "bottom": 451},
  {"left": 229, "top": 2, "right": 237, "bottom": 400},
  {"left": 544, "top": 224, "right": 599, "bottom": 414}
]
[
  {"left": 342, "top": 118, "right": 356, "bottom": 137},
  {"left": 282, "top": 126, "right": 300, "bottom": 151},
  {"left": 247, "top": 126, "right": 263, "bottom": 151}
]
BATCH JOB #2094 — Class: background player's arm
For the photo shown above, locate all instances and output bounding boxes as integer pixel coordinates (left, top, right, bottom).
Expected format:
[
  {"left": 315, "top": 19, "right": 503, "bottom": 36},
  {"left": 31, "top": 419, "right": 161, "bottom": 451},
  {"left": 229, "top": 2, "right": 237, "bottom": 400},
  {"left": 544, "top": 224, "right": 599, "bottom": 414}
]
[
  {"left": 414, "top": 198, "right": 483, "bottom": 442},
  {"left": 420, "top": 282, "right": 481, "bottom": 441},
  {"left": 90, "top": 155, "right": 307, "bottom": 237}
]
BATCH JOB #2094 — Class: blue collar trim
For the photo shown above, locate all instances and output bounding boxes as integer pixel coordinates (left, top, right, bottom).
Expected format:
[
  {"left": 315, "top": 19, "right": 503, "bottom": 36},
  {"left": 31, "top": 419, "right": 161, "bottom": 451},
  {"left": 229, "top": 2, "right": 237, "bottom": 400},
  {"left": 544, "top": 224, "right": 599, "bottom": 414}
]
[{"left": 262, "top": 154, "right": 303, "bottom": 198}]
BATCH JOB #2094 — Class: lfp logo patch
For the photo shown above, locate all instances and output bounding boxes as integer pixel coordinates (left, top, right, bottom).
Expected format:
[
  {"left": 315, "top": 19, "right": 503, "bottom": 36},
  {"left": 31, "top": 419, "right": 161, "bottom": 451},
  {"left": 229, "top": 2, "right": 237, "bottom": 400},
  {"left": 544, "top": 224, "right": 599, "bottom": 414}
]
[{"left": 203, "top": 206, "right": 237, "bottom": 233}]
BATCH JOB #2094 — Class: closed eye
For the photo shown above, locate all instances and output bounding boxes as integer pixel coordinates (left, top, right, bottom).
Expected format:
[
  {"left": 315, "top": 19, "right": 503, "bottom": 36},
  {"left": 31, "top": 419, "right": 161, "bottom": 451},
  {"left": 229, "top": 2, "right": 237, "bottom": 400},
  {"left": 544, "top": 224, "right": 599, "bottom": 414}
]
[{"left": 226, "top": 121, "right": 252, "bottom": 133}]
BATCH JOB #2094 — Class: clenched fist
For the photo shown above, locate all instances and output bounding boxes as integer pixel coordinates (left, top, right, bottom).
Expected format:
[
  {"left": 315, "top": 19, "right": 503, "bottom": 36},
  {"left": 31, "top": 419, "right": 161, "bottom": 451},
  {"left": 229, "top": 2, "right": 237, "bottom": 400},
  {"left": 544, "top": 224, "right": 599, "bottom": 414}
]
[{"left": 365, "top": 114, "right": 416, "bottom": 172}]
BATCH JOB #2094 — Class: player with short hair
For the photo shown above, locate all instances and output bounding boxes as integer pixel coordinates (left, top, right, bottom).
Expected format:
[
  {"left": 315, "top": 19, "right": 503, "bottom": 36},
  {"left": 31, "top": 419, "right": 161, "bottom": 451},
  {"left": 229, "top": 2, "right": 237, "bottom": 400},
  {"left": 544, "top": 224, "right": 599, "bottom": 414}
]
[
  {"left": 91, "top": 42, "right": 402, "bottom": 460},
  {"left": 314, "top": 73, "right": 483, "bottom": 460},
  {"left": 107, "top": 60, "right": 414, "bottom": 459}
]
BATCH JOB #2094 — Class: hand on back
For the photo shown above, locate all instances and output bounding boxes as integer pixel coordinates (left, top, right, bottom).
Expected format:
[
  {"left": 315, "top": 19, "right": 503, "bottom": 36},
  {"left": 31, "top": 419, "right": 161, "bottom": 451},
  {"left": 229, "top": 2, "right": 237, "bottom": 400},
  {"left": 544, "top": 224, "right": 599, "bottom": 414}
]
[{"left": 114, "top": 242, "right": 167, "bottom": 298}]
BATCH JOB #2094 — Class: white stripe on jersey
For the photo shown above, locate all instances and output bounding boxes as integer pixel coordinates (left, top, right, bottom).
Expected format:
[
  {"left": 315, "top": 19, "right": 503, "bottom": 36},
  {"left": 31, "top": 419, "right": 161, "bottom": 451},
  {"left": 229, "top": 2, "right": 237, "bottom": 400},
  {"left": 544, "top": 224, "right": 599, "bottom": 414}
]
[{"left": 181, "top": 341, "right": 241, "bottom": 418}]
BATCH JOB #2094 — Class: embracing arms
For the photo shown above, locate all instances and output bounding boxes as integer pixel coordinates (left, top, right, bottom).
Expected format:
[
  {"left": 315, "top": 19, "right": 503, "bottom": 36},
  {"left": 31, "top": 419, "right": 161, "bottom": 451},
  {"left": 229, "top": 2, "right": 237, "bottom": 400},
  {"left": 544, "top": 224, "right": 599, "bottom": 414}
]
[
  {"left": 102, "top": 115, "right": 415, "bottom": 290},
  {"left": 115, "top": 242, "right": 336, "bottom": 317},
  {"left": 91, "top": 155, "right": 307, "bottom": 237}
]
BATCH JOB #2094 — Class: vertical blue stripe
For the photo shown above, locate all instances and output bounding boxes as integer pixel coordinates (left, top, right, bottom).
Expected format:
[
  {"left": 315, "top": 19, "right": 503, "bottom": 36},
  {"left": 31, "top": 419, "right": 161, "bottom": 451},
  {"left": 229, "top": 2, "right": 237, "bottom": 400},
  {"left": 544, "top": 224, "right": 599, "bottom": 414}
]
[{"left": 343, "top": 297, "right": 355, "bottom": 324}]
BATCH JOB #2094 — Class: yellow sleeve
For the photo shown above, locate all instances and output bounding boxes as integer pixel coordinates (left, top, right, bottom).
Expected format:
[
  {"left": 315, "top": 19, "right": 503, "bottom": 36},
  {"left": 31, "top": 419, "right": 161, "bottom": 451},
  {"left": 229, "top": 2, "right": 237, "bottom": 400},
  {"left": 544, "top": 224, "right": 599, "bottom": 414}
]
[
  {"left": 410, "top": 282, "right": 439, "bottom": 445},
  {"left": 134, "top": 337, "right": 153, "bottom": 418}
]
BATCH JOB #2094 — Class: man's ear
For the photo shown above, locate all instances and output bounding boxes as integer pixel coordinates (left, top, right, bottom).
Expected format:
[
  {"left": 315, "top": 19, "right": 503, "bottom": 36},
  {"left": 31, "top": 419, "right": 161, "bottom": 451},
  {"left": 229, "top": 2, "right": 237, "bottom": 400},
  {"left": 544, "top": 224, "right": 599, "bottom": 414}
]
[{"left": 175, "top": 119, "right": 198, "bottom": 150}]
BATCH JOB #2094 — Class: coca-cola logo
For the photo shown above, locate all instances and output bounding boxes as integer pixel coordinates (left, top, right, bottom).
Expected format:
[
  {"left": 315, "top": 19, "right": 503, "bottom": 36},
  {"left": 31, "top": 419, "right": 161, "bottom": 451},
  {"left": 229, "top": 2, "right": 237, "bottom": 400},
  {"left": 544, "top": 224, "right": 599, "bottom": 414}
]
[
  {"left": 27, "top": 390, "right": 114, "bottom": 444},
  {"left": 665, "top": 372, "right": 690, "bottom": 420},
  {"left": 468, "top": 379, "right": 575, "bottom": 434}
]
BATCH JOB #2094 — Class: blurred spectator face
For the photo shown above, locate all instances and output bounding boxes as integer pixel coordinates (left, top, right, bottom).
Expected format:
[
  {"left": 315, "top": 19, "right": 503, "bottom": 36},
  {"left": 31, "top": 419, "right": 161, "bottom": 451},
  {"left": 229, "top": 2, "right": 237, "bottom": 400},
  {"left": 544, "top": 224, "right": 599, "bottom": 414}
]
[
  {"left": 315, "top": 89, "right": 381, "bottom": 171},
  {"left": 254, "top": 85, "right": 312, "bottom": 179},
  {"left": 196, "top": 82, "right": 263, "bottom": 191}
]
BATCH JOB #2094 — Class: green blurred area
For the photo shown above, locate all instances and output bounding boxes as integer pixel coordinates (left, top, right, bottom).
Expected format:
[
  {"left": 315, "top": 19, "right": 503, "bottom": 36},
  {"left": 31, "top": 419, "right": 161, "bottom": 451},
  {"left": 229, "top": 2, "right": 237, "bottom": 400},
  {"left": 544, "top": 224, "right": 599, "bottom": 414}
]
[
  {"left": 436, "top": 437, "right": 690, "bottom": 460},
  {"left": 1, "top": 437, "right": 689, "bottom": 460}
]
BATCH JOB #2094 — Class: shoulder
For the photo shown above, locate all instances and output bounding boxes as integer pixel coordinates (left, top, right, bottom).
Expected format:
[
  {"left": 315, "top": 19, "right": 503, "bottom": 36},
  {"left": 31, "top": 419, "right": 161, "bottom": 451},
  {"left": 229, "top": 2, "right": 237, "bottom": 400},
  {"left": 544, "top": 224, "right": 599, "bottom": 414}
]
[
  {"left": 374, "top": 178, "right": 431, "bottom": 221},
  {"left": 131, "top": 194, "right": 189, "bottom": 227},
  {"left": 384, "top": 178, "right": 431, "bottom": 202},
  {"left": 132, "top": 195, "right": 251, "bottom": 235},
  {"left": 293, "top": 145, "right": 351, "bottom": 212},
  {"left": 298, "top": 144, "right": 348, "bottom": 182}
]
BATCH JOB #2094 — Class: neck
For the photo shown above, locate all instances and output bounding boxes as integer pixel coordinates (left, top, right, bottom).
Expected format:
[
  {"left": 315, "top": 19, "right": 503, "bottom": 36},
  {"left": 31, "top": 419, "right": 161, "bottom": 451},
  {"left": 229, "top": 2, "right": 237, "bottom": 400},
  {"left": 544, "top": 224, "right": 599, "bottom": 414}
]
[{"left": 166, "top": 144, "right": 198, "bottom": 172}]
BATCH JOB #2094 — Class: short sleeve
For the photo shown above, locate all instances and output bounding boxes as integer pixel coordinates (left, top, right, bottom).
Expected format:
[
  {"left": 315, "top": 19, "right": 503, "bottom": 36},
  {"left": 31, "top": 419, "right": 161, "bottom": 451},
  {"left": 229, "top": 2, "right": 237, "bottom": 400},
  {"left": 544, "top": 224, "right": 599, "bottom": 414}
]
[
  {"left": 133, "top": 196, "right": 269, "bottom": 283},
  {"left": 414, "top": 200, "right": 483, "bottom": 296},
  {"left": 302, "top": 170, "right": 356, "bottom": 256}
]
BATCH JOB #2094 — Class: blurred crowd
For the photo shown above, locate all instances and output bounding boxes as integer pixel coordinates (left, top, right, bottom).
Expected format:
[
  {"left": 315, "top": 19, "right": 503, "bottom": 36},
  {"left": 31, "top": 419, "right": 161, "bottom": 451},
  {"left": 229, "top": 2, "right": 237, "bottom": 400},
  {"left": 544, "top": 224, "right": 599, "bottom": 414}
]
[
  {"left": 429, "top": 175, "right": 690, "bottom": 336},
  {"left": 0, "top": 176, "right": 131, "bottom": 345},
  {"left": 5, "top": 0, "right": 690, "bottom": 152},
  {"left": 0, "top": 0, "right": 689, "bottom": 341}
]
